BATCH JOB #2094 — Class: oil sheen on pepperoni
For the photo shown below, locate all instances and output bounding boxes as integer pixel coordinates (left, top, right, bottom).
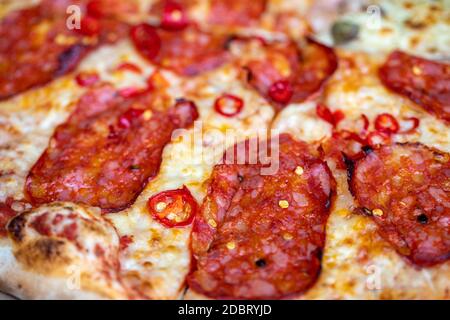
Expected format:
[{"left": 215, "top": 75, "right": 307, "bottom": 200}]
[
  {"left": 246, "top": 38, "right": 337, "bottom": 109},
  {"left": 208, "top": 0, "right": 267, "bottom": 27},
  {"left": 349, "top": 143, "right": 450, "bottom": 267},
  {"left": 379, "top": 51, "right": 450, "bottom": 123},
  {"left": 133, "top": 25, "right": 229, "bottom": 76},
  {"left": 26, "top": 84, "right": 198, "bottom": 212},
  {"left": 0, "top": 2, "right": 128, "bottom": 100},
  {"left": 189, "top": 134, "right": 336, "bottom": 299}
]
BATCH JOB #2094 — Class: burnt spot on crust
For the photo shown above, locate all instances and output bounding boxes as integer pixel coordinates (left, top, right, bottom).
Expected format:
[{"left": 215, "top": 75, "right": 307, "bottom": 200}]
[
  {"left": 15, "top": 238, "right": 70, "bottom": 274},
  {"left": 7, "top": 213, "right": 27, "bottom": 242},
  {"left": 33, "top": 238, "right": 66, "bottom": 261}
]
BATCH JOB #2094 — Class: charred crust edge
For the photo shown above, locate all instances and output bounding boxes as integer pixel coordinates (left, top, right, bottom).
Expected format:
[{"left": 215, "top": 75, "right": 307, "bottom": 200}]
[{"left": 7, "top": 213, "right": 27, "bottom": 242}]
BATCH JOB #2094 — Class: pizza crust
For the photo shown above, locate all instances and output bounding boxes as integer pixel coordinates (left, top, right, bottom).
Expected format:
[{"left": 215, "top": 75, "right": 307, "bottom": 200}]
[{"left": 0, "top": 201, "right": 137, "bottom": 300}]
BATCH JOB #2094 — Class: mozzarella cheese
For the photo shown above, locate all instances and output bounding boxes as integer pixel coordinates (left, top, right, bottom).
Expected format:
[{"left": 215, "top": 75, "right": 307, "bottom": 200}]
[
  {"left": 314, "top": 0, "right": 450, "bottom": 60},
  {"left": 271, "top": 50, "right": 450, "bottom": 299}
]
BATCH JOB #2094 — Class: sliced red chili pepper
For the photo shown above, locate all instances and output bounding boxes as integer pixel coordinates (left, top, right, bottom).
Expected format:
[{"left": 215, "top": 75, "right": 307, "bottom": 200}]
[
  {"left": 75, "top": 72, "right": 100, "bottom": 87},
  {"left": 130, "top": 23, "right": 162, "bottom": 60},
  {"left": 116, "top": 62, "right": 142, "bottom": 74},
  {"left": 336, "top": 129, "right": 367, "bottom": 144},
  {"left": 316, "top": 103, "right": 345, "bottom": 127},
  {"left": 160, "top": 1, "right": 189, "bottom": 31},
  {"left": 374, "top": 113, "right": 400, "bottom": 134},
  {"left": 333, "top": 110, "right": 345, "bottom": 125},
  {"left": 214, "top": 94, "right": 244, "bottom": 117},
  {"left": 366, "top": 131, "right": 391, "bottom": 147},
  {"left": 399, "top": 117, "right": 420, "bottom": 134},
  {"left": 78, "top": 16, "right": 101, "bottom": 36},
  {"left": 359, "top": 114, "right": 370, "bottom": 134},
  {"left": 316, "top": 104, "right": 334, "bottom": 124},
  {"left": 171, "top": 98, "right": 199, "bottom": 127},
  {"left": 147, "top": 186, "right": 198, "bottom": 228},
  {"left": 118, "top": 108, "right": 145, "bottom": 129},
  {"left": 268, "top": 80, "right": 293, "bottom": 104}
]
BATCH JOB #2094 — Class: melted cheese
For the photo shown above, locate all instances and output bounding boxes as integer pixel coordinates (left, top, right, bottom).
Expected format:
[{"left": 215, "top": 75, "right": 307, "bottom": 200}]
[
  {"left": 108, "top": 64, "right": 274, "bottom": 299},
  {"left": 314, "top": 0, "right": 450, "bottom": 60},
  {"left": 271, "top": 50, "right": 450, "bottom": 299}
]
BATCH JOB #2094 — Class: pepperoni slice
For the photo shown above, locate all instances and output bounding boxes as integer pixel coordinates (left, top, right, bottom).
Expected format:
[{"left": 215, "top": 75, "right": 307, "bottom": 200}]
[
  {"left": 379, "top": 51, "right": 450, "bottom": 123},
  {"left": 131, "top": 24, "right": 229, "bottom": 76},
  {"left": 26, "top": 85, "right": 199, "bottom": 212},
  {"left": 245, "top": 38, "right": 337, "bottom": 110},
  {"left": 189, "top": 134, "right": 336, "bottom": 299},
  {"left": 86, "top": 0, "right": 138, "bottom": 20},
  {"left": 0, "top": 202, "right": 16, "bottom": 237},
  {"left": 208, "top": 0, "right": 267, "bottom": 27},
  {"left": 0, "top": 2, "right": 128, "bottom": 100},
  {"left": 348, "top": 143, "right": 450, "bottom": 267},
  {"left": 0, "top": 7, "right": 85, "bottom": 100}
]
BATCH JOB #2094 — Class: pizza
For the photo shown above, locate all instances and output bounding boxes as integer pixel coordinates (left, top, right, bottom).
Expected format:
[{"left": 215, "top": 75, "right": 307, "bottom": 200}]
[{"left": 0, "top": 0, "right": 448, "bottom": 300}]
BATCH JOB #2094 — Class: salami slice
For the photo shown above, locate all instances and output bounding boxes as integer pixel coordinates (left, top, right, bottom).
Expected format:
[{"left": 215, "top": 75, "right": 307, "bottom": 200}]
[
  {"left": 0, "top": 2, "right": 129, "bottom": 100},
  {"left": 131, "top": 24, "right": 229, "bottom": 76},
  {"left": 150, "top": 0, "right": 266, "bottom": 28},
  {"left": 189, "top": 134, "right": 336, "bottom": 299},
  {"left": 0, "top": 201, "right": 16, "bottom": 237},
  {"left": 245, "top": 38, "right": 338, "bottom": 109},
  {"left": 208, "top": 0, "right": 267, "bottom": 27},
  {"left": 349, "top": 143, "right": 450, "bottom": 267},
  {"left": 26, "top": 85, "right": 199, "bottom": 212},
  {"left": 379, "top": 51, "right": 450, "bottom": 123}
]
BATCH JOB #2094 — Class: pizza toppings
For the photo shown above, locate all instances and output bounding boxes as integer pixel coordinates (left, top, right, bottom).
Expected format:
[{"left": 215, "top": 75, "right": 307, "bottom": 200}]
[
  {"left": 399, "top": 117, "right": 420, "bottom": 134},
  {"left": 189, "top": 134, "right": 336, "bottom": 299},
  {"left": 119, "top": 235, "right": 134, "bottom": 250},
  {"left": 0, "top": 1, "right": 129, "bottom": 100},
  {"left": 75, "top": 71, "right": 101, "bottom": 87},
  {"left": 208, "top": 0, "right": 267, "bottom": 27},
  {"left": 131, "top": 24, "right": 229, "bottom": 76},
  {"left": 86, "top": 0, "right": 138, "bottom": 20},
  {"left": 130, "top": 24, "right": 162, "bottom": 60},
  {"left": 30, "top": 211, "right": 79, "bottom": 242},
  {"left": 374, "top": 113, "right": 400, "bottom": 134},
  {"left": 0, "top": 6, "right": 87, "bottom": 100},
  {"left": 268, "top": 80, "right": 293, "bottom": 104},
  {"left": 316, "top": 104, "right": 345, "bottom": 127},
  {"left": 26, "top": 85, "right": 199, "bottom": 211},
  {"left": 331, "top": 20, "right": 359, "bottom": 45},
  {"left": 0, "top": 201, "right": 16, "bottom": 237},
  {"left": 160, "top": 1, "right": 189, "bottom": 31},
  {"left": 348, "top": 143, "right": 450, "bottom": 267},
  {"left": 115, "top": 62, "right": 143, "bottom": 74},
  {"left": 78, "top": 16, "right": 102, "bottom": 37},
  {"left": 147, "top": 186, "right": 198, "bottom": 227},
  {"left": 244, "top": 38, "right": 337, "bottom": 109},
  {"left": 214, "top": 94, "right": 244, "bottom": 117},
  {"left": 366, "top": 131, "right": 391, "bottom": 148},
  {"left": 379, "top": 51, "right": 450, "bottom": 123}
]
